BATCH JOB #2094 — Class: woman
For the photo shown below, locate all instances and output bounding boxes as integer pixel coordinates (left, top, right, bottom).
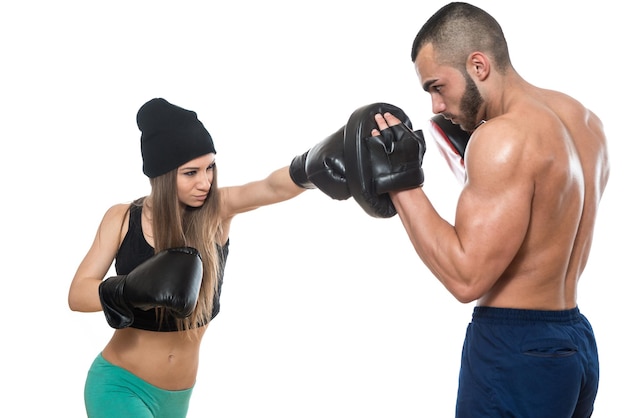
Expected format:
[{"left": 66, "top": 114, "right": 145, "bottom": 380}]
[{"left": 68, "top": 98, "right": 311, "bottom": 417}]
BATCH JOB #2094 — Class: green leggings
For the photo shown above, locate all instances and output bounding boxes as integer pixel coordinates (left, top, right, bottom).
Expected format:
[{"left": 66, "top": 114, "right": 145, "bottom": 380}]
[{"left": 84, "top": 353, "right": 194, "bottom": 418}]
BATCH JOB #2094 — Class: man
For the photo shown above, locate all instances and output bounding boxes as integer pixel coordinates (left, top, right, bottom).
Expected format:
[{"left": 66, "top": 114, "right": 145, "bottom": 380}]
[{"left": 368, "top": 2, "right": 609, "bottom": 417}]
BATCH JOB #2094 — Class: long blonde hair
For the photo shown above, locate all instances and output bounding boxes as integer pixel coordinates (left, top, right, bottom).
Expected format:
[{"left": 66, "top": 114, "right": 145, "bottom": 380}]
[{"left": 146, "top": 164, "right": 222, "bottom": 333}]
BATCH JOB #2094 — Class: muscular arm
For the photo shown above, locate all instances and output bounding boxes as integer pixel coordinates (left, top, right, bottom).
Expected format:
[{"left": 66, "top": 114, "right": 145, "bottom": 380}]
[
  {"left": 390, "top": 121, "right": 533, "bottom": 303},
  {"left": 68, "top": 204, "right": 128, "bottom": 312}
]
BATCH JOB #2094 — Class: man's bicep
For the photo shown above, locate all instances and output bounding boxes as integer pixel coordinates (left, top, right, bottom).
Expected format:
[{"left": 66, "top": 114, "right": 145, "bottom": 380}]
[{"left": 455, "top": 149, "right": 533, "bottom": 282}]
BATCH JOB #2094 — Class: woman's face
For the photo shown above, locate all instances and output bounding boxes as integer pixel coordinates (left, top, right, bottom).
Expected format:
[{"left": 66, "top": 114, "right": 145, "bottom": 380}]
[{"left": 176, "top": 153, "right": 216, "bottom": 207}]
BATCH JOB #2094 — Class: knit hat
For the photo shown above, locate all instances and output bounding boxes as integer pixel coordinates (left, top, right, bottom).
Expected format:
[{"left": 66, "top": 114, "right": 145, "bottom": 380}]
[{"left": 137, "top": 98, "right": 216, "bottom": 178}]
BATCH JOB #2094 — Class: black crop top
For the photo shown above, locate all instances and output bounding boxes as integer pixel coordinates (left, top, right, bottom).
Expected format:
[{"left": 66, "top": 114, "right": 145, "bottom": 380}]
[{"left": 115, "top": 199, "right": 229, "bottom": 332}]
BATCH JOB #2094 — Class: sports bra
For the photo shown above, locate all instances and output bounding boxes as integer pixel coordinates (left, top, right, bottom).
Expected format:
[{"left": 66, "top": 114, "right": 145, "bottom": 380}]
[{"left": 114, "top": 199, "right": 229, "bottom": 331}]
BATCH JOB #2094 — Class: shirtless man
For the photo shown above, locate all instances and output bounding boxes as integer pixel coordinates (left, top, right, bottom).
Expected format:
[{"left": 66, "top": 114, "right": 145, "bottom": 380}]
[{"left": 369, "top": 2, "right": 609, "bottom": 417}]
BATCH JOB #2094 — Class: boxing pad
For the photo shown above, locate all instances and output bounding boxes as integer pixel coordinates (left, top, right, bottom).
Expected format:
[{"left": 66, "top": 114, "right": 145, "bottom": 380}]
[
  {"left": 344, "top": 103, "right": 425, "bottom": 218},
  {"left": 429, "top": 115, "right": 471, "bottom": 184},
  {"left": 99, "top": 247, "right": 203, "bottom": 329}
]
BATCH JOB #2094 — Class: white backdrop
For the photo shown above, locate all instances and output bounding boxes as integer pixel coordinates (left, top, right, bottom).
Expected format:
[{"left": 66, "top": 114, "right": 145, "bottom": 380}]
[{"left": 1, "top": 1, "right": 623, "bottom": 417}]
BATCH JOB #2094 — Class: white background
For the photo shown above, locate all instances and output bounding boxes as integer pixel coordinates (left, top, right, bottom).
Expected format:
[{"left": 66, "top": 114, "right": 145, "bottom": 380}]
[{"left": 1, "top": 1, "right": 623, "bottom": 416}]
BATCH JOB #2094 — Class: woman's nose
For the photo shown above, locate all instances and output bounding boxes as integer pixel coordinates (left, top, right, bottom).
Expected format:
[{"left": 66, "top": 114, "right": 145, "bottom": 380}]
[{"left": 197, "top": 172, "right": 212, "bottom": 190}]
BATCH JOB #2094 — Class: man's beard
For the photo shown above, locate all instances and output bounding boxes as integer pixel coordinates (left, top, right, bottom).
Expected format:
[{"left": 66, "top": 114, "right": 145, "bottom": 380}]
[{"left": 458, "top": 71, "right": 484, "bottom": 132}]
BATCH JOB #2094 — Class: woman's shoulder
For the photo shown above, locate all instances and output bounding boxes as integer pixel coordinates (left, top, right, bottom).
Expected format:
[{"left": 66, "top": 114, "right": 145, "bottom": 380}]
[
  {"left": 107, "top": 197, "right": 144, "bottom": 214},
  {"left": 101, "top": 199, "right": 143, "bottom": 228},
  {"left": 104, "top": 202, "right": 132, "bottom": 218}
]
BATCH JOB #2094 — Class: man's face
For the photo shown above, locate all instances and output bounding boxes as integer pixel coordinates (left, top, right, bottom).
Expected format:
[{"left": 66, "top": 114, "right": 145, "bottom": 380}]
[{"left": 415, "top": 43, "right": 484, "bottom": 132}]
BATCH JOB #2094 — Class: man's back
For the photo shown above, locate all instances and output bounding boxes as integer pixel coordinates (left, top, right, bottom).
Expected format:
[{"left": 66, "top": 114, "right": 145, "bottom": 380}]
[{"left": 474, "top": 86, "right": 610, "bottom": 309}]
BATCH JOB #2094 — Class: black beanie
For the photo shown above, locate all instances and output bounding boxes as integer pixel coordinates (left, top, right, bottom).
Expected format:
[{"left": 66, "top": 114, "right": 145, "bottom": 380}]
[{"left": 137, "top": 98, "right": 216, "bottom": 178}]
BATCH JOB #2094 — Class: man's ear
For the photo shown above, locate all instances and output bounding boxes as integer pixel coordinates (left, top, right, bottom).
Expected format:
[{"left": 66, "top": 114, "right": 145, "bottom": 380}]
[{"left": 467, "top": 52, "right": 490, "bottom": 81}]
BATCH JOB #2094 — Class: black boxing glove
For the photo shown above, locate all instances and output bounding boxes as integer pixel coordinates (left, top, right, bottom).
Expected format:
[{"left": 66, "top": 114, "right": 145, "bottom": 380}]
[
  {"left": 343, "top": 102, "right": 423, "bottom": 218},
  {"left": 429, "top": 115, "right": 471, "bottom": 184},
  {"left": 99, "top": 247, "right": 203, "bottom": 329},
  {"left": 289, "top": 126, "right": 350, "bottom": 200}
]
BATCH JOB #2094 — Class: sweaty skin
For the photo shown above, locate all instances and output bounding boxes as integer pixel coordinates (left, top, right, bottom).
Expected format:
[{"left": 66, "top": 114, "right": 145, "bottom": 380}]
[{"left": 375, "top": 43, "right": 609, "bottom": 309}]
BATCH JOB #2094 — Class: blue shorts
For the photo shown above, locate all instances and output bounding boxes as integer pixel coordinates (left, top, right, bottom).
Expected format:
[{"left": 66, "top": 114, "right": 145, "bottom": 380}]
[
  {"left": 456, "top": 307, "right": 599, "bottom": 418},
  {"left": 84, "top": 353, "right": 194, "bottom": 418}
]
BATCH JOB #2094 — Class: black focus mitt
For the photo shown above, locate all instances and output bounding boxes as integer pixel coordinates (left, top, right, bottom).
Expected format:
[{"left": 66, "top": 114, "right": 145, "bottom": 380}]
[{"left": 343, "top": 103, "right": 426, "bottom": 218}]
